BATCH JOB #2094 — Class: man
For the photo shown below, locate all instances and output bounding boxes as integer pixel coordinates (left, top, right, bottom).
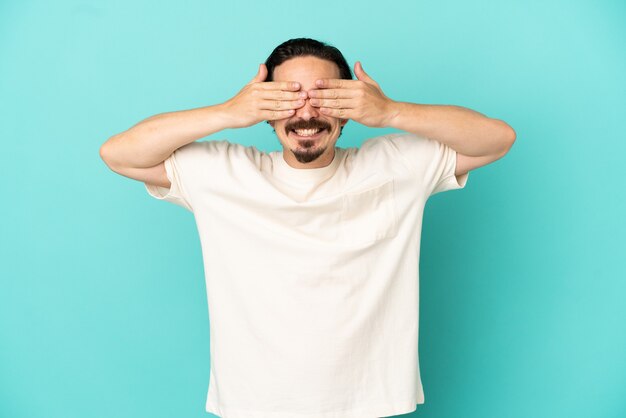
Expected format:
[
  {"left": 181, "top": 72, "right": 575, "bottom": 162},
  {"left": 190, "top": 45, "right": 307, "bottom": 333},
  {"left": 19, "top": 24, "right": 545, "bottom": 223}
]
[{"left": 100, "top": 38, "right": 515, "bottom": 418}]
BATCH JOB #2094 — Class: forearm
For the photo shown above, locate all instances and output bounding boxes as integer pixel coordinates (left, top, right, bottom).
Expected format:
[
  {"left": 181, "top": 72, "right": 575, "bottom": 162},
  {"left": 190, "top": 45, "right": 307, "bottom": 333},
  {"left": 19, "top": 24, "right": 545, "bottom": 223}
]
[
  {"left": 100, "top": 103, "right": 233, "bottom": 169},
  {"left": 387, "top": 102, "right": 516, "bottom": 157}
]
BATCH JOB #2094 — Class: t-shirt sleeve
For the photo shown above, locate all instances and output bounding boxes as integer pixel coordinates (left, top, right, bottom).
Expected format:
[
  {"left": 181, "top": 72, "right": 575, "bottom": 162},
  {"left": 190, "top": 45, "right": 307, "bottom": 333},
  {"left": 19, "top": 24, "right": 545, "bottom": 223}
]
[
  {"left": 144, "top": 150, "right": 193, "bottom": 212},
  {"left": 144, "top": 140, "right": 226, "bottom": 213},
  {"left": 384, "top": 132, "right": 469, "bottom": 198}
]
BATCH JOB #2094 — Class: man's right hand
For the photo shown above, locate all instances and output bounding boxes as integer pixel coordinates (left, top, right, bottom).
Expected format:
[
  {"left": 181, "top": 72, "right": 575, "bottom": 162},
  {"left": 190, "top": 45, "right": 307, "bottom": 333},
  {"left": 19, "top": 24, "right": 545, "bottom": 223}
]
[
  {"left": 100, "top": 64, "right": 305, "bottom": 174},
  {"left": 220, "top": 64, "right": 307, "bottom": 129}
]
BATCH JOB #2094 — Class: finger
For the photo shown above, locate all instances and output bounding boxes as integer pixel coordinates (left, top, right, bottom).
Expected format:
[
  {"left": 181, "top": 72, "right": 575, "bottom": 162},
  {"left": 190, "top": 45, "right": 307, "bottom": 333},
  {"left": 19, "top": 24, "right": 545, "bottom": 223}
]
[
  {"left": 309, "top": 98, "right": 356, "bottom": 109},
  {"left": 354, "top": 61, "right": 370, "bottom": 81},
  {"left": 260, "top": 89, "right": 307, "bottom": 101},
  {"left": 259, "top": 98, "right": 305, "bottom": 111},
  {"left": 314, "top": 78, "right": 359, "bottom": 89},
  {"left": 248, "top": 63, "right": 267, "bottom": 84},
  {"left": 263, "top": 109, "right": 297, "bottom": 121},
  {"left": 355, "top": 61, "right": 380, "bottom": 86},
  {"left": 307, "top": 88, "right": 358, "bottom": 99},
  {"left": 258, "top": 81, "right": 301, "bottom": 91},
  {"left": 319, "top": 107, "right": 350, "bottom": 119}
]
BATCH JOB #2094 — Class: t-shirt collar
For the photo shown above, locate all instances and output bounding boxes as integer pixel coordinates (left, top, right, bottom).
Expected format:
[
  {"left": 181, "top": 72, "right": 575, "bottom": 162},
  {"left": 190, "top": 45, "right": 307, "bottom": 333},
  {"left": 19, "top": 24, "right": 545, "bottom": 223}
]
[{"left": 274, "top": 147, "right": 342, "bottom": 183}]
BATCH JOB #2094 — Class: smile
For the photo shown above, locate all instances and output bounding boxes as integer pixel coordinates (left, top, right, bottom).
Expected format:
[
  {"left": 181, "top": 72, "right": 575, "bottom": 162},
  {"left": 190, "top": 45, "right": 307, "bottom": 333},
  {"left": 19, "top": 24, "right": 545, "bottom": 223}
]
[{"left": 289, "top": 128, "right": 327, "bottom": 139}]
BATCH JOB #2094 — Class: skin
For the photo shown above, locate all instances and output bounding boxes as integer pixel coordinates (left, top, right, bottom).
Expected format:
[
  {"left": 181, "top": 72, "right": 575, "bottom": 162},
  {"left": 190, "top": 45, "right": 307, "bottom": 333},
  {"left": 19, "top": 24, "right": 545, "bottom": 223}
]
[
  {"left": 237, "top": 55, "right": 515, "bottom": 173},
  {"left": 221, "top": 55, "right": 396, "bottom": 168},
  {"left": 268, "top": 56, "right": 349, "bottom": 168},
  {"left": 100, "top": 52, "right": 515, "bottom": 188}
]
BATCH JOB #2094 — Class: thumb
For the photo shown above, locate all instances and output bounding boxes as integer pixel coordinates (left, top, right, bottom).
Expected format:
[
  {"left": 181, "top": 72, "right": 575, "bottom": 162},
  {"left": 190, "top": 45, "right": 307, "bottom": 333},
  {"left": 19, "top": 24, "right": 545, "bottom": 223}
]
[
  {"left": 249, "top": 63, "right": 267, "bottom": 84},
  {"left": 355, "top": 61, "right": 377, "bottom": 85}
]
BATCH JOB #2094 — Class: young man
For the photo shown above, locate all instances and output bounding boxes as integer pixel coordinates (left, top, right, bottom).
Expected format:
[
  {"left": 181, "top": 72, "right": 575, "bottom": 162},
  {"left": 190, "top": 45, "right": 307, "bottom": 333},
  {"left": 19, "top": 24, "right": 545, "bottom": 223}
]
[{"left": 100, "top": 38, "right": 515, "bottom": 418}]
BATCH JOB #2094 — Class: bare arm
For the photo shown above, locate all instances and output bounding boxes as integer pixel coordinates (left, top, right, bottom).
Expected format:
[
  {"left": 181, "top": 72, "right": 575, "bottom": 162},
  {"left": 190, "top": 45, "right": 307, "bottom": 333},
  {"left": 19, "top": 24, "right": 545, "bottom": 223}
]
[
  {"left": 387, "top": 102, "right": 516, "bottom": 157},
  {"left": 99, "top": 104, "right": 233, "bottom": 170},
  {"left": 307, "top": 63, "right": 515, "bottom": 169},
  {"left": 100, "top": 63, "right": 305, "bottom": 176}
]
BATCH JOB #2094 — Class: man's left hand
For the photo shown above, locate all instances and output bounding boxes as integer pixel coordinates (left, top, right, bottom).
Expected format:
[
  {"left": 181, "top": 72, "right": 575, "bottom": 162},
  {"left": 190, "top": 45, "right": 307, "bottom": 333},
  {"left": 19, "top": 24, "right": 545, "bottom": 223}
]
[{"left": 307, "top": 61, "right": 398, "bottom": 128}]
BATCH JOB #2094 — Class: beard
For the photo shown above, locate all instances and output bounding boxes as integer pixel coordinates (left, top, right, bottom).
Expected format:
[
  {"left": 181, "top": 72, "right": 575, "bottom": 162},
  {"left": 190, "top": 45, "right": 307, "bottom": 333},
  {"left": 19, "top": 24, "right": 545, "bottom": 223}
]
[{"left": 291, "top": 140, "right": 326, "bottom": 164}]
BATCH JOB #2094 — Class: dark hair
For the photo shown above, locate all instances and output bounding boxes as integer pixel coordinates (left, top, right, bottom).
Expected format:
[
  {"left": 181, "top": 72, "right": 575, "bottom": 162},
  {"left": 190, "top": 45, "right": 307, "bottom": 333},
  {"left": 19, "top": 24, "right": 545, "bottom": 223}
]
[
  {"left": 264, "top": 38, "right": 352, "bottom": 136},
  {"left": 264, "top": 38, "right": 353, "bottom": 82}
]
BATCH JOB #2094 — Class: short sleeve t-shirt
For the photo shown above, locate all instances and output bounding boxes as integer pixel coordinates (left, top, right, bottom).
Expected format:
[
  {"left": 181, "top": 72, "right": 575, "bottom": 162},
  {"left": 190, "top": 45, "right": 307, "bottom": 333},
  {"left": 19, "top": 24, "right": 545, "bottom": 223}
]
[{"left": 144, "top": 132, "right": 468, "bottom": 418}]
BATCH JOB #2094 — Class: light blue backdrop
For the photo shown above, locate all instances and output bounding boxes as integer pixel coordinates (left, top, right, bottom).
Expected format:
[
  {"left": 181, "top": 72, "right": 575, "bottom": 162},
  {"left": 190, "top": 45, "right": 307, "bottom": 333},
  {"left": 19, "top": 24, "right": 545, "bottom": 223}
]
[{"left": 1, "top": 1, "right": 624, "bottom": 417}]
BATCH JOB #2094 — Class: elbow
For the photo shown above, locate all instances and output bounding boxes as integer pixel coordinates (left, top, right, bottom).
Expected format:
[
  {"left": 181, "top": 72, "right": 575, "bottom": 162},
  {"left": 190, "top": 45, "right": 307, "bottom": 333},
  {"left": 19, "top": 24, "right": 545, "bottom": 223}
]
[
  {"left": 497, "top": 120, "right": 516, "bottom": 155},
  {"left": 99, "top": 143, "right": 116, "bottom": 172},
  {"left": 507, "top": 124, "right": 517, "bottom": 144},
  {"left": 99, "top": 142, "right": 109, "bottom": 161},
  {"left": 99, "top": 135, "right": 122, "bottom": 170}
]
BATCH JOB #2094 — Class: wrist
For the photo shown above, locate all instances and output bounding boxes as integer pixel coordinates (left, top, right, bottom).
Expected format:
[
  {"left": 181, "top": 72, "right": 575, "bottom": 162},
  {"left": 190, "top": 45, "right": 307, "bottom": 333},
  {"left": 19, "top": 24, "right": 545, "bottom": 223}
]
[
  {"left": 384, "top": 100, "right": 404, "bottom": 129},
  {"left": 212, "top": 101, "right": 240, "bottom": 130}
]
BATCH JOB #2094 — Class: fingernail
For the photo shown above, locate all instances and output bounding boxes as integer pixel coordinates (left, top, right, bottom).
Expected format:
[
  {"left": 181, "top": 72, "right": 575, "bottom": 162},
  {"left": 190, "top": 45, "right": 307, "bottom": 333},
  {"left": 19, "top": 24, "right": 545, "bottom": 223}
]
[{"left": 299, "top": 91, "right": 307, "bottom": 98}]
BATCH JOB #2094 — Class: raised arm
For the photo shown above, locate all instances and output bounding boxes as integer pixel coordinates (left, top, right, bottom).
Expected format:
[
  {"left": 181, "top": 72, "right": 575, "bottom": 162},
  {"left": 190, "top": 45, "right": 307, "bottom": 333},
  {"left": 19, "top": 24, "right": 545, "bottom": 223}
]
[{"left": 99, "top": 63, "right": 306, "bottom": 186}]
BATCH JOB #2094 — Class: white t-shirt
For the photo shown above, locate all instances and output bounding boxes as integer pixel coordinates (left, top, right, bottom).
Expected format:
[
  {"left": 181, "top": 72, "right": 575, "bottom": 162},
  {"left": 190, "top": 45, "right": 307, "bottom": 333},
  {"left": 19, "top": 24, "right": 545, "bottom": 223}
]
[{"left": 145, "top": 132, "right": 469, "bottom": 418}]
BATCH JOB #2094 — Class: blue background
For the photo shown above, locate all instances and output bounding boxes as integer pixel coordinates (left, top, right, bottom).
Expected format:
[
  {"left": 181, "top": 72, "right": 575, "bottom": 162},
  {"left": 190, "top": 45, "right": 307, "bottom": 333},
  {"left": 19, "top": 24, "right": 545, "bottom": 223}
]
[{"left": 1, "top": 1, "right": 624, "bottom": 417}]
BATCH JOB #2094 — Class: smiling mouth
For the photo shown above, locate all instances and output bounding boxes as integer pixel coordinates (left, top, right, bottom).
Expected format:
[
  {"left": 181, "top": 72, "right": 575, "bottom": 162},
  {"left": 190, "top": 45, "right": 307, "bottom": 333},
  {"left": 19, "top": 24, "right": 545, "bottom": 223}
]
[{"left": 289, "top": 128, "right": 328, "bottom": 139}]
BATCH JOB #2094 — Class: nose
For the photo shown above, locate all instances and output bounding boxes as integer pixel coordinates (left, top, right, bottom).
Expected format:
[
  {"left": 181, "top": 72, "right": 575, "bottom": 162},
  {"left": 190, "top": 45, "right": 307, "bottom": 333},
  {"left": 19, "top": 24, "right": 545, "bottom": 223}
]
[{"left": 294, "top": 95, "right": 320, "bottom": 120}]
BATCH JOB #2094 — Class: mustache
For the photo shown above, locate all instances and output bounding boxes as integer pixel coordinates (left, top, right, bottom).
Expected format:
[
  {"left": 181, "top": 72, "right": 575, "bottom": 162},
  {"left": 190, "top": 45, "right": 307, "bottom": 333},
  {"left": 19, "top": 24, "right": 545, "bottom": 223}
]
[{"left": 285, "top": 119, "right": 330, "bottom": 132}]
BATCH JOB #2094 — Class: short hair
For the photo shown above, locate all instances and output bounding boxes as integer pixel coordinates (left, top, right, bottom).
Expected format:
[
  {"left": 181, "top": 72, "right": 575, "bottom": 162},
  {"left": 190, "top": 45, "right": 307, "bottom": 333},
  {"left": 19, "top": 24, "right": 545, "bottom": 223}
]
[
  {"left": 264, "top": 38, "right": 352, "bottom": 135},
  {"left": 264, "top": 37, "right": 353, "bottom": 82}
]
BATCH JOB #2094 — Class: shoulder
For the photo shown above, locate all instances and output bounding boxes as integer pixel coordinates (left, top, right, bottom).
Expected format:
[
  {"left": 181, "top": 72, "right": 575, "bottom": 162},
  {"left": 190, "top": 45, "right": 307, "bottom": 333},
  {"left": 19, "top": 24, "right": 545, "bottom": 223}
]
[
  {"left": 176, "top": 139, "right": 264, "bottom": 159},
  {"left": 380, "top": 132, "right": 437, "bottom": 153},
  {"left": 383, "top": 132, "right": 446, "bottom": 166},
  {"left": 176, "top": 139, "right": 231, "bottom": 155},
  {"left": 354, "top": 132, "right": 431, "bottom": 170},
  {"left": 179, "top": 140, "right": 271, "bottom": 172},
  {"left": 357, "top": 132, "right": 435, "bottom": 154}
]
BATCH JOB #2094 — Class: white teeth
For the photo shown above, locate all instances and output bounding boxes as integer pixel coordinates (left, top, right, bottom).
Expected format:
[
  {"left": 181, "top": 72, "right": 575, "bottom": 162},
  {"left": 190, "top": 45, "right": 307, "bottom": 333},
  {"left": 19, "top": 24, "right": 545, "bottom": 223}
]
[{"left": 293, "top": 128, "right": 322, "bottom": 137}]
